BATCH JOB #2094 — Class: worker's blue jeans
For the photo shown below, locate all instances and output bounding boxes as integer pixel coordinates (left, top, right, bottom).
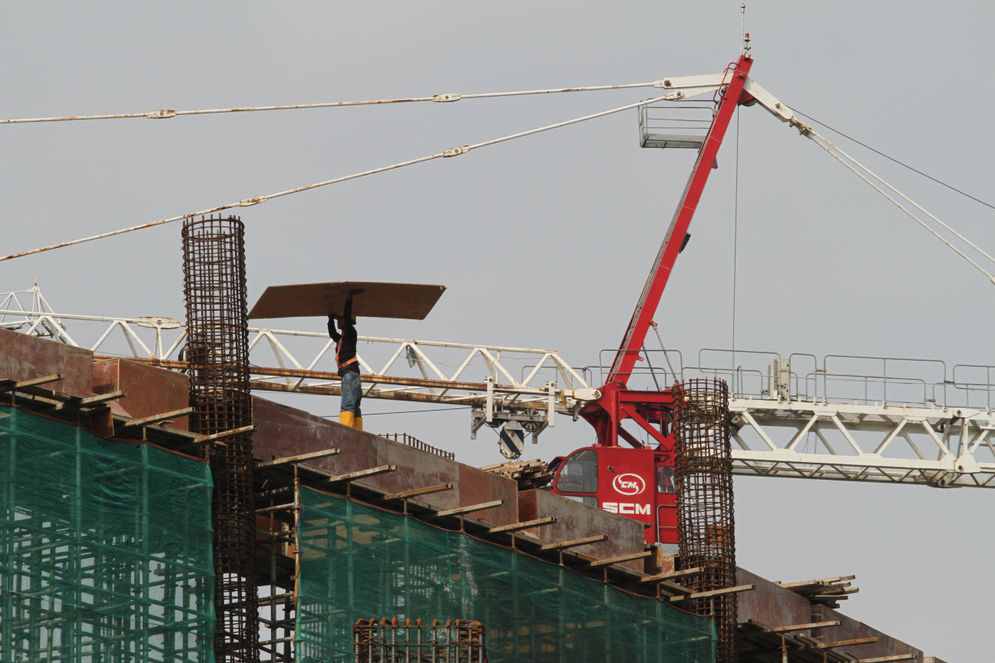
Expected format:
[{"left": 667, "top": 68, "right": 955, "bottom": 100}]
[{"left": 341, "top": 371, "right": 362, "bottom": 416}]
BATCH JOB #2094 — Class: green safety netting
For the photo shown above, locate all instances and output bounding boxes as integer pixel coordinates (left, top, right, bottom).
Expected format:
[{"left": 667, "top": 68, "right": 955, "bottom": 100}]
[
  {"left": 296, "top": 487, "right": 716, "bottom": 663},
  {"left": 0, "top": 405, "right": 215, "bottom": 662}
]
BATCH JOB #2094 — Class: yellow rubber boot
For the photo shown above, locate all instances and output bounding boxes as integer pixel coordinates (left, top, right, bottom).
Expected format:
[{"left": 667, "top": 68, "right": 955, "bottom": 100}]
[
  {"left": 354, "top": 417, "right": 363, "bottom": 431},
  {"left": 339, "top": 411, "right": 355, "bottom": 428}
]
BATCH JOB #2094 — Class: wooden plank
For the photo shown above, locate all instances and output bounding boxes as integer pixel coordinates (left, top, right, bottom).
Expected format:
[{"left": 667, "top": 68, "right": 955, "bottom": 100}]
[
  {"left": 323, "top": 465, "right": 396, "bottom": 483},
  {"left": 655, "top": 579, "right": 692, "bottom": 594},
  {"left": 382, "top": 483, "right": 453, "bottom": 500},
  {"left": 55, "top": 390, "right": 125, "bottom": 410},
  {"left": 256, "top": 592, "right": 295, "bottom": 607},
  {"left": 256, "top": 448, "right": 342, "bottom": 468},
  {"left": 640, "top": 567, "right": 704, "bottom": 583},
  {"left": 111, "top": 415, "right": 201, "bottom": 440},
  {"left": 255, "top": 502, "right": 295, "bottom": 513},
  {"left": 589, "top": 550, "right": 652, "bottom": 567},
  {"left": 770, "top": 620, "right": 840, "bottom": 633},
  {"left": 121, "top": 407, "right": 194, "bottom": 428},
  {"left": 539, "top": 534, "right": 607, "bottom": 551},
  {"left": 488, "top": 517, "right": 556, "bottom": 534},
  {"left": 0, "top": 374, "right": 62, "bottom": 391},
  {"left": 194, "top": 425, "right": 255, "bottom": 444},
  {"left": 812, "top": 589, "right": 859, "bottom": 600},
  {"left": 814, "top": 637, "right": 879, "bottom": 649},
  {"left": 857, "top": 655, "right": 917, "bottom": 663},
  {"left": 248, "top": 281, "right": 446, "bottom": 320},
  {"left": 435, "top": 499, "right": 503, "bottom": 517},
  {"left": 668, "top": 584, "right": 754, "bottom": 603},
  {"left": 777, "top": 574, "right": 855, "bottom": 589}
]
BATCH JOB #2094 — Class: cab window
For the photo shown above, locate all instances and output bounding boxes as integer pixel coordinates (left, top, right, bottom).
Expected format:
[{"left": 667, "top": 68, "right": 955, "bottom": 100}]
[
  {"left": 555, "top": 449, "right": 598, "bottom": 493},
  {"left": 656, "top": 466, "right": 676, "bottom": 494}
]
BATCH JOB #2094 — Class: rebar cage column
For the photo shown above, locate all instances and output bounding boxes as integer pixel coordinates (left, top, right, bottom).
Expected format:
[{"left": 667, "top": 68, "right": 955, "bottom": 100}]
[
  {"left": 353, "top": 618, "right": 487, "bottom": 663},
  {"left": 673, "top": 378, "right": 737, "bottom": 663},
  {"left": 182, "top": 215, "right": 259, "bottom": 663}
]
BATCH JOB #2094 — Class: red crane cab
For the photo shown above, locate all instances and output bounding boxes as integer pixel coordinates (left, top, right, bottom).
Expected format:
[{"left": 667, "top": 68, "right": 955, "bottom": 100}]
[{"left": 549, "top": 445, "right": 677, "bottom": 549}]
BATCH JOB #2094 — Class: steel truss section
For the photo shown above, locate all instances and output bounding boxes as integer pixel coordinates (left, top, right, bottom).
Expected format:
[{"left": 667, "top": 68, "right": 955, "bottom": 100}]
[
  {"left": 729, "top": 398, "right": 995, "bottom": 488},
  {"left": 5, "top": 293, "right": 995, "bottom": 488},
  {"left": 0, "top": 304, "right": 598, "bottom": 417}
]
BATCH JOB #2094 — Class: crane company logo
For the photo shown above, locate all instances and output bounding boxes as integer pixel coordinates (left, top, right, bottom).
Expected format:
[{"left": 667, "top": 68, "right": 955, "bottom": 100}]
[{"left": 612, "top": 473, "right": 646, "bottom": 496}]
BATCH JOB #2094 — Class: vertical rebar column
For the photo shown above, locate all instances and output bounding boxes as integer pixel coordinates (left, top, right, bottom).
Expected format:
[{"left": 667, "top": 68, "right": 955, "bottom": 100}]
[
  {"left": 182, "top": 215, "right": 259, "bottom": 663},
  {"left": 673, "top": 378, "right": 736, "bottom": 663}
]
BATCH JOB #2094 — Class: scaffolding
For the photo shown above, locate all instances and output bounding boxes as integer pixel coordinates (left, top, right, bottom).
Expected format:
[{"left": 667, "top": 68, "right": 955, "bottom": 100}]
[
  {"left": 294, "top": 486, "right": 717, "bottom": 663},
  {"left": 0, "top": 405, "right": 215, "bottom": 662}
]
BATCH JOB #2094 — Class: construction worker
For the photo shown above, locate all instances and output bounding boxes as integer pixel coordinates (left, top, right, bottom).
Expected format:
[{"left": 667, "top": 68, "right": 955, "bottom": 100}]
[{"left": 327, "top": 294, "right": 363, "bottom": 430}]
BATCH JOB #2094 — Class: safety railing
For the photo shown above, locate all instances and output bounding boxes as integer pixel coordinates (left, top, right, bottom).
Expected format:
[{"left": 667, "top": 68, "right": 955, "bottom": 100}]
[
  {"left": 594, "top": 346, "right": 994, "bottom": 412},
  {"left": 638, "top": 102, "right": 713, "bottom": 149},
  {"left": 380, "top": 433, "right": 455, "bottom": 460}
]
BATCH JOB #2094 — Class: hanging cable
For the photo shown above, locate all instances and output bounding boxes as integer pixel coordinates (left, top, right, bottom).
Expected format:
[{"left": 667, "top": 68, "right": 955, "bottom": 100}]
[
  {"left": 795, "top": 109, "right": 995, "bottom": 212},
  {"left": 0, "top": 81, "right": 668, "bottom": 125},
  {"left": 0, "top": 92, "right": 682, "bottom": 263},
  {"left": 732, "top": 106, "right": 741, "bottom": 362},
  {"left": 805, "top": 129, "right": 995, "bottom": 285},
  {"left": 816, "top": 132, "right": 995, "bottom": 266}
]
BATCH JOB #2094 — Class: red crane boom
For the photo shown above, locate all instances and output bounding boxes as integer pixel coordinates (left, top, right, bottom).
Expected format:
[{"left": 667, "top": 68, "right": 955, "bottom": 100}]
[{"left": 583, "top": 53, "right": 754, "bottom": 449}]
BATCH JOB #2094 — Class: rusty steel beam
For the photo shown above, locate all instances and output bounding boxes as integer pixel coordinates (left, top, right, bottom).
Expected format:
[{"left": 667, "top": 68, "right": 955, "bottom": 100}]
[{"left": 122, "top": 357, "right": 559, "bottom": 404}]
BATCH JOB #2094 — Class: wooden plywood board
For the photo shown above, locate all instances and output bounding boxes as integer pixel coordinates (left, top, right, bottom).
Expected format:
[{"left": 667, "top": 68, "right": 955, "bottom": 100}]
[{"left": 248, "top": 282, "right": 446, "bottom": 320}]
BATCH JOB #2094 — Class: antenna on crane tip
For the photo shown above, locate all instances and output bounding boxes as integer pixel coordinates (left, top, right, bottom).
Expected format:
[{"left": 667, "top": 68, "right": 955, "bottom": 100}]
[{"left": 741, "top": 3, "right": 751, "bottom": 55}]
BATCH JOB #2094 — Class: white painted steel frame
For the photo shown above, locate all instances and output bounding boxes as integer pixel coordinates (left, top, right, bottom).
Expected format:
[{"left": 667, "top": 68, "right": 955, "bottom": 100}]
[
  {"left": 3, "top": 302, "right": 993, "bottom": 488},
  {"left": 0, "top": 306, "right": 595, "bottom": 415},
  {"left": 729, "top": 398, "right": 995, "bottom": 488}
]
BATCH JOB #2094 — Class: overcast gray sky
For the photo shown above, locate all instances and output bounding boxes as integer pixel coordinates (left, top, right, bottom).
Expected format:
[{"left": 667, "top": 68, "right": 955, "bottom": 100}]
[{"left": 3, "top": 3, "right": 993, "bottom": 660}]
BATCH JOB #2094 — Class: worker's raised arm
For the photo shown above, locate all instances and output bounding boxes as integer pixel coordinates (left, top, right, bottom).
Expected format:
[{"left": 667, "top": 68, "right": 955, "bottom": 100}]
[
  {"left": 327, "top": 314, "right": 340, "bottom": 342},
  {"left": 343, "top": 296, "right": 355, "bottom": 331}
]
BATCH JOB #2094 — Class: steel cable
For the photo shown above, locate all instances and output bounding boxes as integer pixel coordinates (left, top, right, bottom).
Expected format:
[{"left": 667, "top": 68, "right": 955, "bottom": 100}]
[
  {"left": 0, "top": 93, "right": 684, "bottom": 263},
  {"left": 0, "top": 82, "right": 666, "bottom": 125},
  {"left": 804, "top": 129, "right": 995, "bottom": 285}
]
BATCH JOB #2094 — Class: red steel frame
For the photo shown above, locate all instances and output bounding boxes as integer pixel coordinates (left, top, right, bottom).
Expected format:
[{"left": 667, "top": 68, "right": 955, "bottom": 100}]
[{"left": 581, "top": 53, "right": 754, "bottom": 451}]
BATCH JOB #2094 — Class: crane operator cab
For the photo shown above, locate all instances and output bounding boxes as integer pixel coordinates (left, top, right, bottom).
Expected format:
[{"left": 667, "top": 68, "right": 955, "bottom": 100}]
[{"left": 549, "top": 445, "right": 678, "bottom": 551}]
